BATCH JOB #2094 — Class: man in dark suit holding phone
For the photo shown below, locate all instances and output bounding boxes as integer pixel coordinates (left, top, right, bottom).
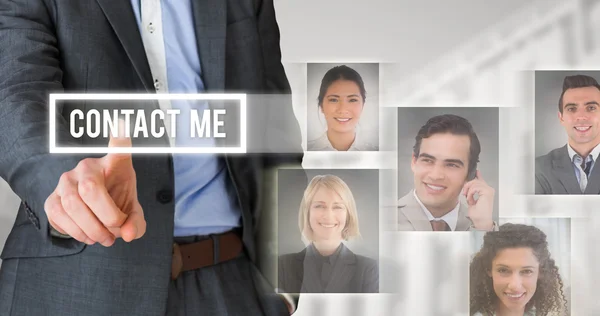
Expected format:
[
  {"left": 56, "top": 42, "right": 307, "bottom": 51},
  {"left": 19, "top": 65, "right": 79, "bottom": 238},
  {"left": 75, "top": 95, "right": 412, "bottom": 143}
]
[
  {"left": 397, "top": 114, "right": 496, "bottom": 231},
  {"left": 0, "top": 0, "right": 301, "bottom": 315}
]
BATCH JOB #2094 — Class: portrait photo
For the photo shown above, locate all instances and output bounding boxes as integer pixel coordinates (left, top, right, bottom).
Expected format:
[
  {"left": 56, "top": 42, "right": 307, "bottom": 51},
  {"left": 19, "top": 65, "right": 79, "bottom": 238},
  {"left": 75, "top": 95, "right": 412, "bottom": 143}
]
[
  {"left": 277, "top": 169, "right": 379, "bottom": 293},
  {"left": 470, "top": 218, "right": 571, "bottom": 316},
  {"left": 396, "top": 108, "right": 499, "bottom": 231},
  {"left": 535, "top": 71, "right": 600, "bottom": 194},
  {"left": 306, "top": 63, "right": 379, "bottom": 151}
]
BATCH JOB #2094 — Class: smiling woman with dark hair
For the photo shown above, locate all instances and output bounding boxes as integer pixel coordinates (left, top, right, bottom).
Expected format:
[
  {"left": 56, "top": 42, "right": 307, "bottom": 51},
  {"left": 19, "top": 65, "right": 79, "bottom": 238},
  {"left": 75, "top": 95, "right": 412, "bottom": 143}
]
[
  {"left": 308, "top": 65, "right": 377, "bottom": 151},
  {"left": 470, "top": 223, "right": 568, "bottom": 316}
]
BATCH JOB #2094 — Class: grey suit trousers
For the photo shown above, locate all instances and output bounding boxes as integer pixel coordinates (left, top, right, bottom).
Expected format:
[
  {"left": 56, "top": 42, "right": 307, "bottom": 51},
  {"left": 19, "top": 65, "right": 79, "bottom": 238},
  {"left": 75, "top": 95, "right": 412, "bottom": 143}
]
[{"left": 0, "top": 239, "right": 288, "bottom": 316}]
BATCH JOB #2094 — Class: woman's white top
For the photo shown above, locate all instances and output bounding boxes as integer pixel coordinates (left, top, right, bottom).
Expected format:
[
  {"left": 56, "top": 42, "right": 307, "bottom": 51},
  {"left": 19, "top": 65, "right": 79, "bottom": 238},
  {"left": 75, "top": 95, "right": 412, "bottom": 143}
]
[{"left": 307, "top": 132, "right": 377, "bottom": 151}]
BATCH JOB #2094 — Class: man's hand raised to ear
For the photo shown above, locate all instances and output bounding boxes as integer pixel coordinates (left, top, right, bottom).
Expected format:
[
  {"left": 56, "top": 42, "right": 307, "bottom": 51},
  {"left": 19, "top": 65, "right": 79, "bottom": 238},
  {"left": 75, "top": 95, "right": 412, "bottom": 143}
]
[
  {"left": 463, "top": 170, "right": 495, "bottom": 231},
  {"left": 44, "top": 132, "right": 146, "bottom": 247}
]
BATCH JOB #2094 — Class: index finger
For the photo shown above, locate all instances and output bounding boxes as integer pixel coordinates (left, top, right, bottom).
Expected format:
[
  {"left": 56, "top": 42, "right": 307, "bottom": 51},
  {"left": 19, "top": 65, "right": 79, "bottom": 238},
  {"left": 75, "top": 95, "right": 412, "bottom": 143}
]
[
  {"left": 105, "top": 131, "right": 133, "bottom": 164},
  {"left": 78, "top": 176, "right": 127, "bottom": 228},
  {"left": 462, "top": 179, "right": 477, "bottom": 196},
  {"left": 104, "top": 119, "right": 133, "bottom": 165},
  {"left": 475, "top": 170, "right": 484, "bottom": 181}
]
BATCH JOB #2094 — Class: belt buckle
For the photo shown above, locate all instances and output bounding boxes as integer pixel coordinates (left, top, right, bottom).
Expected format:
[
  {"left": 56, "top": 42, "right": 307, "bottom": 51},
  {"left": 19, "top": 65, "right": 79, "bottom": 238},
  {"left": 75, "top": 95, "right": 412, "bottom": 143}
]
[{"left": 171, "top": 243, "right": 183, "bottom": 280}]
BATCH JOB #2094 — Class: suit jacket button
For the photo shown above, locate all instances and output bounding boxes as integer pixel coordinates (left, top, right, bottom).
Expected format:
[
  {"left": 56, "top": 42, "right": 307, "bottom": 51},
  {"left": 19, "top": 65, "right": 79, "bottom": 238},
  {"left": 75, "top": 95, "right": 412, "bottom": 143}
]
[{"left": 156, "top": 189, "right": 173, "bottom": 204}]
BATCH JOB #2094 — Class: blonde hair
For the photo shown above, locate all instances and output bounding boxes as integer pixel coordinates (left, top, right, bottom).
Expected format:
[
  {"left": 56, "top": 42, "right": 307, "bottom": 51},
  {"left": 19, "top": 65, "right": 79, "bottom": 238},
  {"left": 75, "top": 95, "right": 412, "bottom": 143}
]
[{"left": 298, "top": 175, "right": 360, "bottom": 241}]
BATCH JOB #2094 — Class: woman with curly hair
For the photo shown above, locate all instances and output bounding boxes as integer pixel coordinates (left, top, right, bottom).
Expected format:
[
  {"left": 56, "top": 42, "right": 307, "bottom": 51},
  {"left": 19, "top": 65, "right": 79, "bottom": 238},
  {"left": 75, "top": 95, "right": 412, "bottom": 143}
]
[{"left": 470, "top": 223, "right": 568, "bottom": 316}]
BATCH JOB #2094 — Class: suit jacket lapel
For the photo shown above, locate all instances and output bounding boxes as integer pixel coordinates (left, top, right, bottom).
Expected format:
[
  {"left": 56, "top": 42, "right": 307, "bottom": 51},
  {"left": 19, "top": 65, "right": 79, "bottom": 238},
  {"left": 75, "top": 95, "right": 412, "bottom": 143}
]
[
  {"left": 190, "top": 0, "right": 232, "bottom": 148},
  {"left": 190, "top": 0, "right": 226, "bottom": 92},
  {"left": 95, "top": 0, "right": 154, "bottom": 92},
  {"left": 584, "top": 160, "right": 600, "bottom": 194},
  {"left": 299, "top": 247, "right": 323, "bottom": 293},
  {"left": 552, "top": 145, "right": 582, "bottom": 194},
  {"left": 324, "top": 244, "right": 356, "bottom": 293},
  {"left": 398, "top": 190, "right": 433, "bottom": 231},
  {"left": 455, "top": 202, "right": 472, "bottom": 231},
  {"left": 95, "top": 0, "right": 226, "bottom": 91}
]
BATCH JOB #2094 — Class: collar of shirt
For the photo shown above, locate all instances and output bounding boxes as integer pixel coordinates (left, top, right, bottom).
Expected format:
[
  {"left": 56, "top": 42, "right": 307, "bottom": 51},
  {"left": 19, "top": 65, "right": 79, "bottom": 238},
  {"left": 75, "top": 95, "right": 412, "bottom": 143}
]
[
  {"left": 309, "top": 131, "right": 365, "bottom": 151},
  {"left": 412, "top": 190, "right": 459, "bottom": 231},
  {"left": 308, "top": 243, "right": 343, "bottom": 265},
  {"left": 567, "top": 142, "right": 600, "bottom": 163}
]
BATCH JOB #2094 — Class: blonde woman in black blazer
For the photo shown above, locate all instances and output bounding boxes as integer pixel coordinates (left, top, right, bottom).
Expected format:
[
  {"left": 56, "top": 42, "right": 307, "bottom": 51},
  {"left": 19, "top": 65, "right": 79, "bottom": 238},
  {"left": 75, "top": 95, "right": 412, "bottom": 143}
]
[{"left": 278, "top": 175, "right": 378, "bottom": 293}]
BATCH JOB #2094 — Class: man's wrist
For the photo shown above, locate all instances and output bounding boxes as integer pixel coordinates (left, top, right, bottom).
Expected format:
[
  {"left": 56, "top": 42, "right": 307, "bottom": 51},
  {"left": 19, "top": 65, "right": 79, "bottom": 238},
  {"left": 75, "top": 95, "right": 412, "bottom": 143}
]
[{"left": 471, "top": 220, "right": 495, "bottom": 231}]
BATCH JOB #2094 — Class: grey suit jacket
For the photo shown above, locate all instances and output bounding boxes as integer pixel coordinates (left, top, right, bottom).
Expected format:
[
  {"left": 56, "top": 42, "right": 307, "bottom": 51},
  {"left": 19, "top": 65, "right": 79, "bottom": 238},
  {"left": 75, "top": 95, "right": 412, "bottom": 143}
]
[
  {"left": 535, "top": 145, "right": 600, "bottom": 194},
  {"left": 0, "top": 0, "right": 302, "bottom": 315},
  {"left": 397, "top": 190, "right": 474, "bottom": 231},
  {"left": 278, "top": 243, "right": 378, "bottom": 294},
  {"left": 398, "top": 190, "right": 498, "bottom": 232}
]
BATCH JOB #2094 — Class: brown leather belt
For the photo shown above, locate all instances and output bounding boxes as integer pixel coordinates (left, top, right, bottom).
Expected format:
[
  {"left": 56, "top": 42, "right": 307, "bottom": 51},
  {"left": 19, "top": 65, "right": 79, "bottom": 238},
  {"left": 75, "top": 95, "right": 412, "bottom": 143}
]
[{"left": 171, "top": 231, "right": 243, "bottom": 280}]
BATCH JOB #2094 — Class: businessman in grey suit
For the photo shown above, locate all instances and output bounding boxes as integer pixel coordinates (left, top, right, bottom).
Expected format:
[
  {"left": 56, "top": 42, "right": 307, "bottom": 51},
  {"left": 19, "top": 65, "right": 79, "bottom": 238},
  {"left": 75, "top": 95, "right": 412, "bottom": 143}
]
[
  {"left": 0, "top": 0, "right": 301, "bottom": 315},
  {"left": 536, "top": 75, "right": 600, "bottom": 194},
  {"left": 397, "top": 115, "right": 496, "bottom": 232}
]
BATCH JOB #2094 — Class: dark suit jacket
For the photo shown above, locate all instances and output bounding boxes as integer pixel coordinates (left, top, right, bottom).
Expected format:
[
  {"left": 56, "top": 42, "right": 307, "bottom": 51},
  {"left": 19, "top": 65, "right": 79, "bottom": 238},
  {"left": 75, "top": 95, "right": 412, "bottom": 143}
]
[
  {"left": 0, "top": 0, "right": 302, "bottom": 315},
  {"left": 278, "top": 243, "right": 379, "bottom": 293},
  {"left": 536, "top": 145, "right": 600, "bottom": 194}
]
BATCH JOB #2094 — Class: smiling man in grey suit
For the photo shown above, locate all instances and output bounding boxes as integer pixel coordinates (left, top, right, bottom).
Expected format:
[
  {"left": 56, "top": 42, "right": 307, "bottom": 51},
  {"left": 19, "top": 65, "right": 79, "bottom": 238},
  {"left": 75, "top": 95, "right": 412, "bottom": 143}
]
[
  {"left": 536, "top": 75, "right": 600, "bottom": 194},
  {"left": 0, "top": 0, "right": 301, "bottom": 315},
  {"left": 398, "top": 115, "right": 496, "bottom": 232}
]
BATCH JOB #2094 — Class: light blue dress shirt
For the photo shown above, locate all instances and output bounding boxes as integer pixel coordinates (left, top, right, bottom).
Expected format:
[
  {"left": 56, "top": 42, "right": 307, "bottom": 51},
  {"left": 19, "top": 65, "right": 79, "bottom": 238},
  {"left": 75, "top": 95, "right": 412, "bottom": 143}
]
[{"left": 130, "top": 0, "right": 242, "bottom": 236}]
